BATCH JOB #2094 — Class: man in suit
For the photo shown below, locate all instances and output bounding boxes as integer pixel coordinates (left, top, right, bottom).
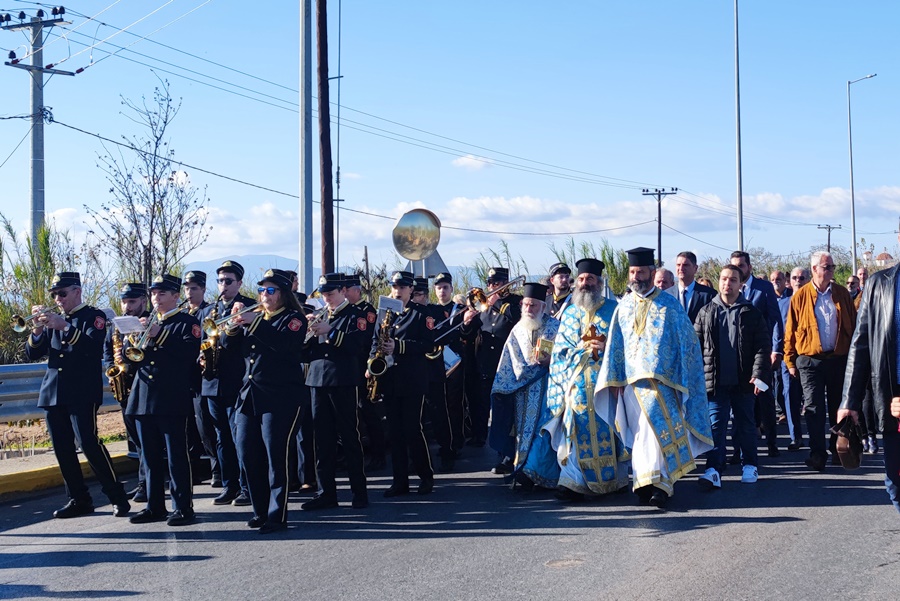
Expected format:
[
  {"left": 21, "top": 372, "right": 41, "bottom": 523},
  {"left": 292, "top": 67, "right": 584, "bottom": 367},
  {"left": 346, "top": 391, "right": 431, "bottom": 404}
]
[
  {"left": 730, "top": 251, "right": 784, "bottom": 456},
  {"left": 675, "top": 251, "right": 716, "bottom": 323}
]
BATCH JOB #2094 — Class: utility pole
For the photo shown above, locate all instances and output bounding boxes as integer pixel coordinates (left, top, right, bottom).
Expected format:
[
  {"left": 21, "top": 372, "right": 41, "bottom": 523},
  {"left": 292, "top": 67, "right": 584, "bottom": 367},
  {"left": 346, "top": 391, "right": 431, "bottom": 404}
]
[
  {"left": 316, "top": 0, "right": 335, "bottom": 274},
  {"left": 642, "top": 187, "right": 678, "bottom": 266},
  {"left": 2, "top": 8, "right": 73, "bottom": 247},
  {"left": 817, "top": 224, "right": 842, "bottom": 254},
  {"left": 298, "top": 0, "right": 313, "bottom": 292}
]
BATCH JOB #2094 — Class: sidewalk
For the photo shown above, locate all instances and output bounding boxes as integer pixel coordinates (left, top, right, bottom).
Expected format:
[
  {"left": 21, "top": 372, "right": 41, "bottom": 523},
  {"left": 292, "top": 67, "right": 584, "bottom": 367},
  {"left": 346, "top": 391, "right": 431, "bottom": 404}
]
[{"left": 0, "top": 441, "right": 136, "bottom": 498}]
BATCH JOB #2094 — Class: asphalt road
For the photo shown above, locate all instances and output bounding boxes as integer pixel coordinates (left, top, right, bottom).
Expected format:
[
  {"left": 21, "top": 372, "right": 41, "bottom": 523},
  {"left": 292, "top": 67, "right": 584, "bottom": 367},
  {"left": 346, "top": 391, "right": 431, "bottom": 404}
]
[{"left": 1, "top": 440, "right": 898, "bottom": 601}]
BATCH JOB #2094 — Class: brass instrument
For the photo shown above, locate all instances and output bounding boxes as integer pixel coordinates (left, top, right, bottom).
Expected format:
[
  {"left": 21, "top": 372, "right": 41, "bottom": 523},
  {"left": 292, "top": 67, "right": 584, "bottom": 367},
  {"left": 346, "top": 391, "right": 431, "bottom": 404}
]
[
  {"left": 366, "top": 309, "right": 397, "bottom": 401},
  {"left": 467, "top": 276, "right": 526, "bottom": 312},
  {"left": 200, "top": 296, "right": 222, "bottom": 378},
  {"left": 124, "top": 311, "right": 160, "bottom": 363},
  {"left": 303, "top": 308, "right": 328, "bottom": 343},
  {"left": 202, "top": 302, "right": 262, "bottom": 337},
  {"left": 11, "top": 308, "right": 59, "bottom": 333},
  {"left": 106, "top": 328, "right": 133, "bottom": 404}
]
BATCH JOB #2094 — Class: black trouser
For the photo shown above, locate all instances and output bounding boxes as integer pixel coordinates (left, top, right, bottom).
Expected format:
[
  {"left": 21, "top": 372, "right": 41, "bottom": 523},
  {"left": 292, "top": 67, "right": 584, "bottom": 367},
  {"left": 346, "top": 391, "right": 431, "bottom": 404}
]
[
  {"left": 358, "top": 384, "right": 386, "bottom": 459},
  {"left": 755, "top": 389, "right": 779, "bottom": 449},
  {"left": 425, "top": 378, "right": 453, "bottom": 457},
  {"left": 206, "top": 395, "right": 243, "bottom": 494},
  {"left": 120, "top": 406, "right": 146, "bottom": 486},
  {"left": 289, "top": 383, "right": 317, "bottom": 487},
  {"left": 471, "top": 375, "right": 494, "bottom": 444},
  {"left": 45, "top": 404, "right": 126, "bottom": 505},
  {"left": 235, "top": 406, "right": 300, "bottom": 525},
  {"left": 858, "top": 381, "right": 879, "bottom": 438},
  {"left": 192, "top": 394, "right": 219, "bottom": 479},
  {"left": 136, "top": 415, "right": 192, "bottom": 514},
  {"left": 311, "top": 386, "right": 367, "bottom": 500},
  {"left": 384, "top": 391, "right": 433, "bottom": 487},
  {"left": 796, "top": 354, "right": 847, "bottom": 460},
  {"left": 445, "top": 365, "right": 466, "bottom": 453}
]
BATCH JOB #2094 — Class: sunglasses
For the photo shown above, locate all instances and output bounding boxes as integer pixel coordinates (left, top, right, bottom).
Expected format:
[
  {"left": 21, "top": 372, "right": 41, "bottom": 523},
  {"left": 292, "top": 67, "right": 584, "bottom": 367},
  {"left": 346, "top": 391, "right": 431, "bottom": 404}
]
[
  {"left": 847, "top": 281, "right": 857, "bottom": 285},
  {"left": 791, "top": 276, "right": 806, "bottom": 280},
  {"left": 50, "top": 290, "right": 69, "bottom": 299},
  {"left": 258, "top": 286, "right": 278, "bottom": 295},
  {"left": 217, "top": 278, "right": 235, "bottom": 285},
  {"left": 821, "top": 264, "right": 836, "bottom": 271}
]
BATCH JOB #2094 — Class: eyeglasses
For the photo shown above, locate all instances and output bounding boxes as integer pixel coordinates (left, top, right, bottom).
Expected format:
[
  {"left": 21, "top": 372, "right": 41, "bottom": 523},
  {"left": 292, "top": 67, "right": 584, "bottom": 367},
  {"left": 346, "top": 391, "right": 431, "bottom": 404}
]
[
  {"left": 50, "top": 290, "right": 69, "bottom": 299},
  {"left": 821, "top": 264, "right": 835, "bottom": 271},
  {"left": 847, "top": 281, "right": 857, "bottom": 286},
  {"left": 258, "top": 286, "right": 278, "bottom": 295},
  {"left": 791, "top": 276, "right": 806, "bottom": 281},
  {"left": 217, "top": 278, "right": 235, "bottom": 285}
]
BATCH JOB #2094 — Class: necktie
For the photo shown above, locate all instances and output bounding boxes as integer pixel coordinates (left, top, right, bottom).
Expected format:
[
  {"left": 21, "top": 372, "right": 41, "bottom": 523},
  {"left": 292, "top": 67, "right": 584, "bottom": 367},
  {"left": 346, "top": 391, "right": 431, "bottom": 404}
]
[{"left": 681, "top": 288, "right": 688, "bottom": 310}]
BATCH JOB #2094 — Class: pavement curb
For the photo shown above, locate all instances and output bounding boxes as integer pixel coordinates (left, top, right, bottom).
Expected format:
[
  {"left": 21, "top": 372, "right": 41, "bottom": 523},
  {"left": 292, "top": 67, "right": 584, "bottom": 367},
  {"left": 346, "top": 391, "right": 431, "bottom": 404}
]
[{"left": 0, "top": 453, "right": 137, "bottom": 499}]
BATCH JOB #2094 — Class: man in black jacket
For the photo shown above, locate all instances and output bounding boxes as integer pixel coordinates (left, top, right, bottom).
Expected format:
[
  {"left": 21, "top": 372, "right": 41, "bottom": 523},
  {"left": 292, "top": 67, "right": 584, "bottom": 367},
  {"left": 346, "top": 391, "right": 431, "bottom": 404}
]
[
  {"left": 694, "top": 265, "right": 771, "bottom": 489},
  {"left": 27, "top": 272, "right": 130, "bottom": 519},
  {"left": 839, "top": 259, "right": 900, "bottom": 514}
]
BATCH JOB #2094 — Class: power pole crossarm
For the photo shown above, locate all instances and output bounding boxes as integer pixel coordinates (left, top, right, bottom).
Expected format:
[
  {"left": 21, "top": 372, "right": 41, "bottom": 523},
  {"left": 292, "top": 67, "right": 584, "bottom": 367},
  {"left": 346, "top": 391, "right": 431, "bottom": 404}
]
[
  {"left": 817, "top": 224, "right": 842, "bottom": 254},
  {"left": 642, "top": 187, "right": 678, "bottom": 266}
]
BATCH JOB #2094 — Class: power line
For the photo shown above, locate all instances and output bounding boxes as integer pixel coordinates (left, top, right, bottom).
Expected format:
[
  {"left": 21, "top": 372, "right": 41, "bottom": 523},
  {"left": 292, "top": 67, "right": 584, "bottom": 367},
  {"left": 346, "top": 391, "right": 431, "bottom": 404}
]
[
  {"left": 660, "top": 222, "right": 733, "bottom": 253},
  {"left": 0, "top": 123, "right": 32, "bottom": 170}
]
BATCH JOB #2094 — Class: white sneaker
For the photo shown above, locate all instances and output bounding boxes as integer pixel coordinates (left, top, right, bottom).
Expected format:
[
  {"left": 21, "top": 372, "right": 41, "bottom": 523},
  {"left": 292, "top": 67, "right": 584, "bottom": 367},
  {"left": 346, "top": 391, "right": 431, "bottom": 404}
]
[
  {"left": 698, "top": 467, "right": 721, "bottom": 490},
  {"left": 741, "top": 465, "right": 758, "bottom": 483}
]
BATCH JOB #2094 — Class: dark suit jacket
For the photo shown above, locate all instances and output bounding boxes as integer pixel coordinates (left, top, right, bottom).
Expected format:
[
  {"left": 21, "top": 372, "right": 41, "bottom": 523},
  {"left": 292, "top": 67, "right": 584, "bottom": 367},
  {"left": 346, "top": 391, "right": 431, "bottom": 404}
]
[
  {"left": 742, "top": 275, "right": 784, "bottom": 354},
  {"left": 685, "top": 282, "right": 717, "bottom": 324}
]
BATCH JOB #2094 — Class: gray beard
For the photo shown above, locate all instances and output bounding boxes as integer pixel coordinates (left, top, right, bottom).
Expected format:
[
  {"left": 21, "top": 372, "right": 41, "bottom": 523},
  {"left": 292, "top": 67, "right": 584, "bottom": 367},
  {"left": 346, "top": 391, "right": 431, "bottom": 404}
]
[
  {"left": 519, "top": 314, "right": 543, "bottom": 332},
  {"left": 573, "top": 286, "right": 603, "bottom": 313},
  {"left": 630, "top": 278, "right": 654, "bottom": 295}
]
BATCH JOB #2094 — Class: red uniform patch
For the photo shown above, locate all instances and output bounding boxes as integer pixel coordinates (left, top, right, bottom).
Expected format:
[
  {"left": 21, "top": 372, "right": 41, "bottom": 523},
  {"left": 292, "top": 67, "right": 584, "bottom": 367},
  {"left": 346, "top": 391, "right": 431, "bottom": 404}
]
[
  {"left": 367, "top": 311, "right": 376, "bottom": 323},
  {"left": 94, "top": 316, "right": 106, "bottom": 330},
  {"left": 192, "top": 324, "right": 201, "bottom": 338},
  {"left": 288, "top": 318, "right": 302, "bottom": 332},
  {"left": 426, "top": 316, "right": 435, "bottom": 330},
  {"left": 357, "top": 317, "right": 367, "bottom": 331}
]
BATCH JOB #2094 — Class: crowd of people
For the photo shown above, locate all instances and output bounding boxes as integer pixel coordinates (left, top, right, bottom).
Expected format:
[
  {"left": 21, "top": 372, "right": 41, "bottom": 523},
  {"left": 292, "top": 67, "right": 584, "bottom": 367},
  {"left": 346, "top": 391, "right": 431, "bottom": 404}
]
[{"left": 23, "top": 242, "right": 900, "bottom": 533}]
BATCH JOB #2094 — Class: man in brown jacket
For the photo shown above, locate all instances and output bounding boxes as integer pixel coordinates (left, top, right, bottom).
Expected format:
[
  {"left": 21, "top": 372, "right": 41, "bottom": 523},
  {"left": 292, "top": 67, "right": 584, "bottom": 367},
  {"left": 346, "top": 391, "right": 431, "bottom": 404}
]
[{"left": 784, "top": 251, "right": 857, "bottom": 471}]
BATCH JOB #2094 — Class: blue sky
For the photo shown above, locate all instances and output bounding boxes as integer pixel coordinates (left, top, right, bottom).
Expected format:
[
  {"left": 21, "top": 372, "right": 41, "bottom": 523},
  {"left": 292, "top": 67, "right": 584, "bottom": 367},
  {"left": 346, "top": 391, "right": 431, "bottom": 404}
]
[{"left": 1, "top": 1, "right": 898, "bottom": 279}]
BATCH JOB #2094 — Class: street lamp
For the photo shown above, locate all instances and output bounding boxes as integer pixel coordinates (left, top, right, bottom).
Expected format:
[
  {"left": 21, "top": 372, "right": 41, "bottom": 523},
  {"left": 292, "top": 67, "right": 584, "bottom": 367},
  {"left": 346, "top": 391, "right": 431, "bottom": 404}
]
[{"left": 848, "top": 73, "right": 876, "bottom": 270}]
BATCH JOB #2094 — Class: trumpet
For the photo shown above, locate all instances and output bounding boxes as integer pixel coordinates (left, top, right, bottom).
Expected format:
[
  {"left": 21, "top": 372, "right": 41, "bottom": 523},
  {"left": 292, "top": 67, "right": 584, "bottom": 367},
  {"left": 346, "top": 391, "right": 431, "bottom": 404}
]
[
  {"left": 304, "top": 308, "right": 328, "bottom": 343},
  {"left": 467, "top": 275, "right": 525, "bottom": 312},
  {"left": 124, "top": 312, "right": 160, "bottom": 363},
  {"left": 11, "top": 308, "right": 59, "bottom": 333},
  {"left": 202, "top": 302, "right": 262, "bottom": 337}
]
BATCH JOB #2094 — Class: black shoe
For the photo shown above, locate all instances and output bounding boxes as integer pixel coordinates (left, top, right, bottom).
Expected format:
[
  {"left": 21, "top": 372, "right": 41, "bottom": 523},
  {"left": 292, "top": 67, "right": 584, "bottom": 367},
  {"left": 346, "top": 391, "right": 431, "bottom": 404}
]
[
  {"left": 247, "top": 516, "right": 265, "bottom": 529},
  {"left": 555, "top": 486, "right": 585, "bottom": 503},
  {"left": 213, "top": 489, "right": 239, "bottom": 506},
  {"left": 383, "top": 485, "right": 410, "bottom": 498},
  {"left": 231, "top": 492, "right": 252, "bottom": 506},
  {"left": 112, "top": 501, "right": 131, "bottom": 518},
  {"left": 514, "top": 472, "right": 535, "bottom": 492},
  {"left": 418, "top": 477, "right": 434, "bottom": 495},
  {"left": 300, "top": 495, "right": 339, "bottom": 511},
  {"left": 635, "top": 485, "right": 653, "bottom": 505},
  {"left": 167, "top": 510, "right": 196, "bottom": 527},
  {"left": 787, "top": 440, "right": 802, "bottom": 451},
  {"left": 352, "top": 495, "right": 369, "bottom": 509},
  {"left": 366, "top": 456, "right": 387, "bottom": 471},
  {"left": 649, "top": 488, "right": 669, "bottom": 508},
  {"left": 768, "top": 445, "right": 781, "bottom": 458},
  {"left": 210, "top": 478, "right": 224, "bottom": 489},
  {"left": 132, "top": 486, "right": 148, "bottom": 504},
  {"left": 805, "top": 454, "right": 826, "bottom": 472},
  {"left": 259, "top": 521, "right": 287, "bottom": 535},
  {"left": 53, "top": 499, "right": 94, "bottom": 519},
  {"left": 491, "top": 459, "right": 513, "bottom": 475},
  {"left": 129, "top": 508, "right": 168, "bottom": 524}
]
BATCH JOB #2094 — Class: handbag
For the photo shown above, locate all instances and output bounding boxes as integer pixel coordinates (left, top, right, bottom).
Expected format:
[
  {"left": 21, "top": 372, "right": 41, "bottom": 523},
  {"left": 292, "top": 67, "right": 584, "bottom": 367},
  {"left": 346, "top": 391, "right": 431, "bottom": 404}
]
[{"left": 831, "top": 416, "right": 864, "bottom": 470}]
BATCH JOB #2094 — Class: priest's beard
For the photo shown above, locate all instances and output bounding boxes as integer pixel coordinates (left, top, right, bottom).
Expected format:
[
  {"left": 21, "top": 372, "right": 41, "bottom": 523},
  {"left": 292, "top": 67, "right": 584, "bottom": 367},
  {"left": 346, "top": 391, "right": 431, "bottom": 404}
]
[
  {"left": 573, "top": 285, "right": 604, "bottom": 313},
  {"left": 520, "top": 314, "right": 543, "bottom": 332}
]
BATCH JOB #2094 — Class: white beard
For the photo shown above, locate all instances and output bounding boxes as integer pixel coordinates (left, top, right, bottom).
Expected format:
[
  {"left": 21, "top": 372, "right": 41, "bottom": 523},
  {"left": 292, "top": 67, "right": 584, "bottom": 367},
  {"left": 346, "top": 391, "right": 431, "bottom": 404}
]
[{"left": 519, "top": 314, "right": 543, "bottom": 332}]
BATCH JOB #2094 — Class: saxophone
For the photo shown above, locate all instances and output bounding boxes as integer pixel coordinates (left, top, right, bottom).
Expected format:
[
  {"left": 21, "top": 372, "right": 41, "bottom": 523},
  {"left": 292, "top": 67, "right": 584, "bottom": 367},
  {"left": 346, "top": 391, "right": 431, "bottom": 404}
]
[
  {"left": 200, "top": 297, "right": 221, "bottom": 378},
  {"left": 106, "top": 329, "right": 133, "bottom": 405},
  {"left": 366, "top": 309, "right": 397, "bottom": 402}
]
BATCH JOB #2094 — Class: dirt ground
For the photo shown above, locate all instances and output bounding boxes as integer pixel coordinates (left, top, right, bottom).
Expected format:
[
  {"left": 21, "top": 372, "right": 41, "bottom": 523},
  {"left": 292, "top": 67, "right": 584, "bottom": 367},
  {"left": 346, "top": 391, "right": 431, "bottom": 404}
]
[{"left": 0, "top": 412, "right": 128, "bottom": 452}]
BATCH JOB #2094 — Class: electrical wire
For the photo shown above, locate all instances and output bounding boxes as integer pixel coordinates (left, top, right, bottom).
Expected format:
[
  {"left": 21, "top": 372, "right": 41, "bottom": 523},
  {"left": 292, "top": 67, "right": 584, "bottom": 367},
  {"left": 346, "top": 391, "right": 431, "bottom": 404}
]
[
  {"left": 660, "top": 222, "right": 733, "bottom": 252},
  {"left": 0, "top": 123, "right": 33, "bottom": 170},
  {"left": 8, "top": 0, "right": 123, "bottom": 61}
]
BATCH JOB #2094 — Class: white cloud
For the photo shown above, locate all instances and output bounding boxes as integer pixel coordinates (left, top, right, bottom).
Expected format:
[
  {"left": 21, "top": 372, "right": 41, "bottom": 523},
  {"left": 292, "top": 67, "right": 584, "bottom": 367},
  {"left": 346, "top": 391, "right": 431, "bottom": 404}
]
[
  {"left": 451, "top": 154, "right": 493, "bottom": 170},
  {"left": 342, "top": 172, "right": 363, "bottom": 180}
]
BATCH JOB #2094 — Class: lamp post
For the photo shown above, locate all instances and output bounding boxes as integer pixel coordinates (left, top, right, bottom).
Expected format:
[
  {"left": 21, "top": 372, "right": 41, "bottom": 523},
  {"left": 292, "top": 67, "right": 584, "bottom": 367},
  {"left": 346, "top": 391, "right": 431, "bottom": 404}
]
[{"left": 848, "top": 73, "right": 876, "bottom": 270}]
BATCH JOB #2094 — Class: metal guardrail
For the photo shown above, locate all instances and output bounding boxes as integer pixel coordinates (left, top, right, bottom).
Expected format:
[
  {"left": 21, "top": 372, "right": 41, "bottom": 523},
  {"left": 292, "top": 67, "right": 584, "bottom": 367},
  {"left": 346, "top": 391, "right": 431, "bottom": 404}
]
[{"left": 0, "top": 363, "right": 120, "bottom": 422}]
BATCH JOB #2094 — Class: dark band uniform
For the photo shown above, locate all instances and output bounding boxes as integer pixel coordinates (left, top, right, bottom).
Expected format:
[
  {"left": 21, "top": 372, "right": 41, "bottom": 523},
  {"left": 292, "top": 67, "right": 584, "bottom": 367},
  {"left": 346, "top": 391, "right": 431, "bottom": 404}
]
[
  {"left": 26, "top": 272, "right": 128, "bottom": 516},
  {"left": 433, "top": 273, "right": 467, "bottom": 466},
  {"left": 103, "top": 283, "right": 150, "bottom": 497},
  {"left": 302, "top": 273, "right": 369, "bottom": 509},
  {"left": 548, "top": 262, "right": 573, "bottom": 318},
  {"left": 124, "top": 274, "right": 201, "bottom": 523},
  {"left": 183, "top": 270, "right": 217, "bottom": 486},
  {"left": 460, "top": 267, "right": 522, "bottom": 446},
  {"left": 370, "top": 271, "right": 436, "bottom": 495},
  {"left": 198, "top": 260, "right": 255, "bottom": 499},
  {"left": 348, "top": 275, "right": 385, "bottom": 468},
  {"left": 224, "top": 269, "right": 306, "bottom": 531}
]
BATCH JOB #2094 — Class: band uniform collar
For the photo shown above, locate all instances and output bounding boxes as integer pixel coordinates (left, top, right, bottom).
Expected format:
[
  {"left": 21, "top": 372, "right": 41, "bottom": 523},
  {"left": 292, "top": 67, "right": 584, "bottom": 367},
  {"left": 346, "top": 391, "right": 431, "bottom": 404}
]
[
  {"left": 158, "top": 305, "right": 183, "bottom": 321},
  {"left": 265, "top": 306, "right": 286, "bottom": 321},
  {"left": 66, "top": 302, "right": 87, "bottom": 317},
  {"left": 331, "top": 299, "right": 349, "bottom": 316}
]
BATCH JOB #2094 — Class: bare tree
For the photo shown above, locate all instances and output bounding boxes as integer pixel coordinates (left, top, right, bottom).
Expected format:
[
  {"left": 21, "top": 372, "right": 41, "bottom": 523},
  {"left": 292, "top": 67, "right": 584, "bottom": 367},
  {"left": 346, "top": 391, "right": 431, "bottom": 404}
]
[{"left": 85, "top": 79, "right": 210, "bottom": 284}]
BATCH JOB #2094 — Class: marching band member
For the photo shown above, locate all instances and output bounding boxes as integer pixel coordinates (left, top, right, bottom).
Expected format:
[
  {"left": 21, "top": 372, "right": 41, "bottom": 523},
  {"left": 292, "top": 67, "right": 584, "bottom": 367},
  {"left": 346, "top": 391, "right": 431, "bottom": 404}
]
[
  {"left": 27, "top": 271, "right": 130, "bottom": 519},
  {"left": 226, "top": 269, "right": 307, "bottom": 534},
  {"left": 302, "top": 273, "right": 369, "bottom": 510},
  {"left": 125, "top": 274, "right": 201, "bottom": 526},
  {"left": 103, "top": 282, "right": 150, "bottom": 503},
  {"left": 548, "top": 262, "right": 573, "bottom": 317},
  {"left": 433, "top": 273, "right": 467, "bottom": 469},
  {"left": 367, "top": 271, "right": 436, "bottom": 497}
]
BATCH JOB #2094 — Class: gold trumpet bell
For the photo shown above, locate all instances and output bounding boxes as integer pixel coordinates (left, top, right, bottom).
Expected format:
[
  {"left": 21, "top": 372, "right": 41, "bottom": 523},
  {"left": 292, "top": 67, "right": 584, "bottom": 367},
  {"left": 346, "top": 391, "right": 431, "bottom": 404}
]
[
  {"left": 10, "top": 315, "right": 29, "bottom": 333},
  {"left": 124, "top": 347, "right": 144, "bottom": 362}
]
